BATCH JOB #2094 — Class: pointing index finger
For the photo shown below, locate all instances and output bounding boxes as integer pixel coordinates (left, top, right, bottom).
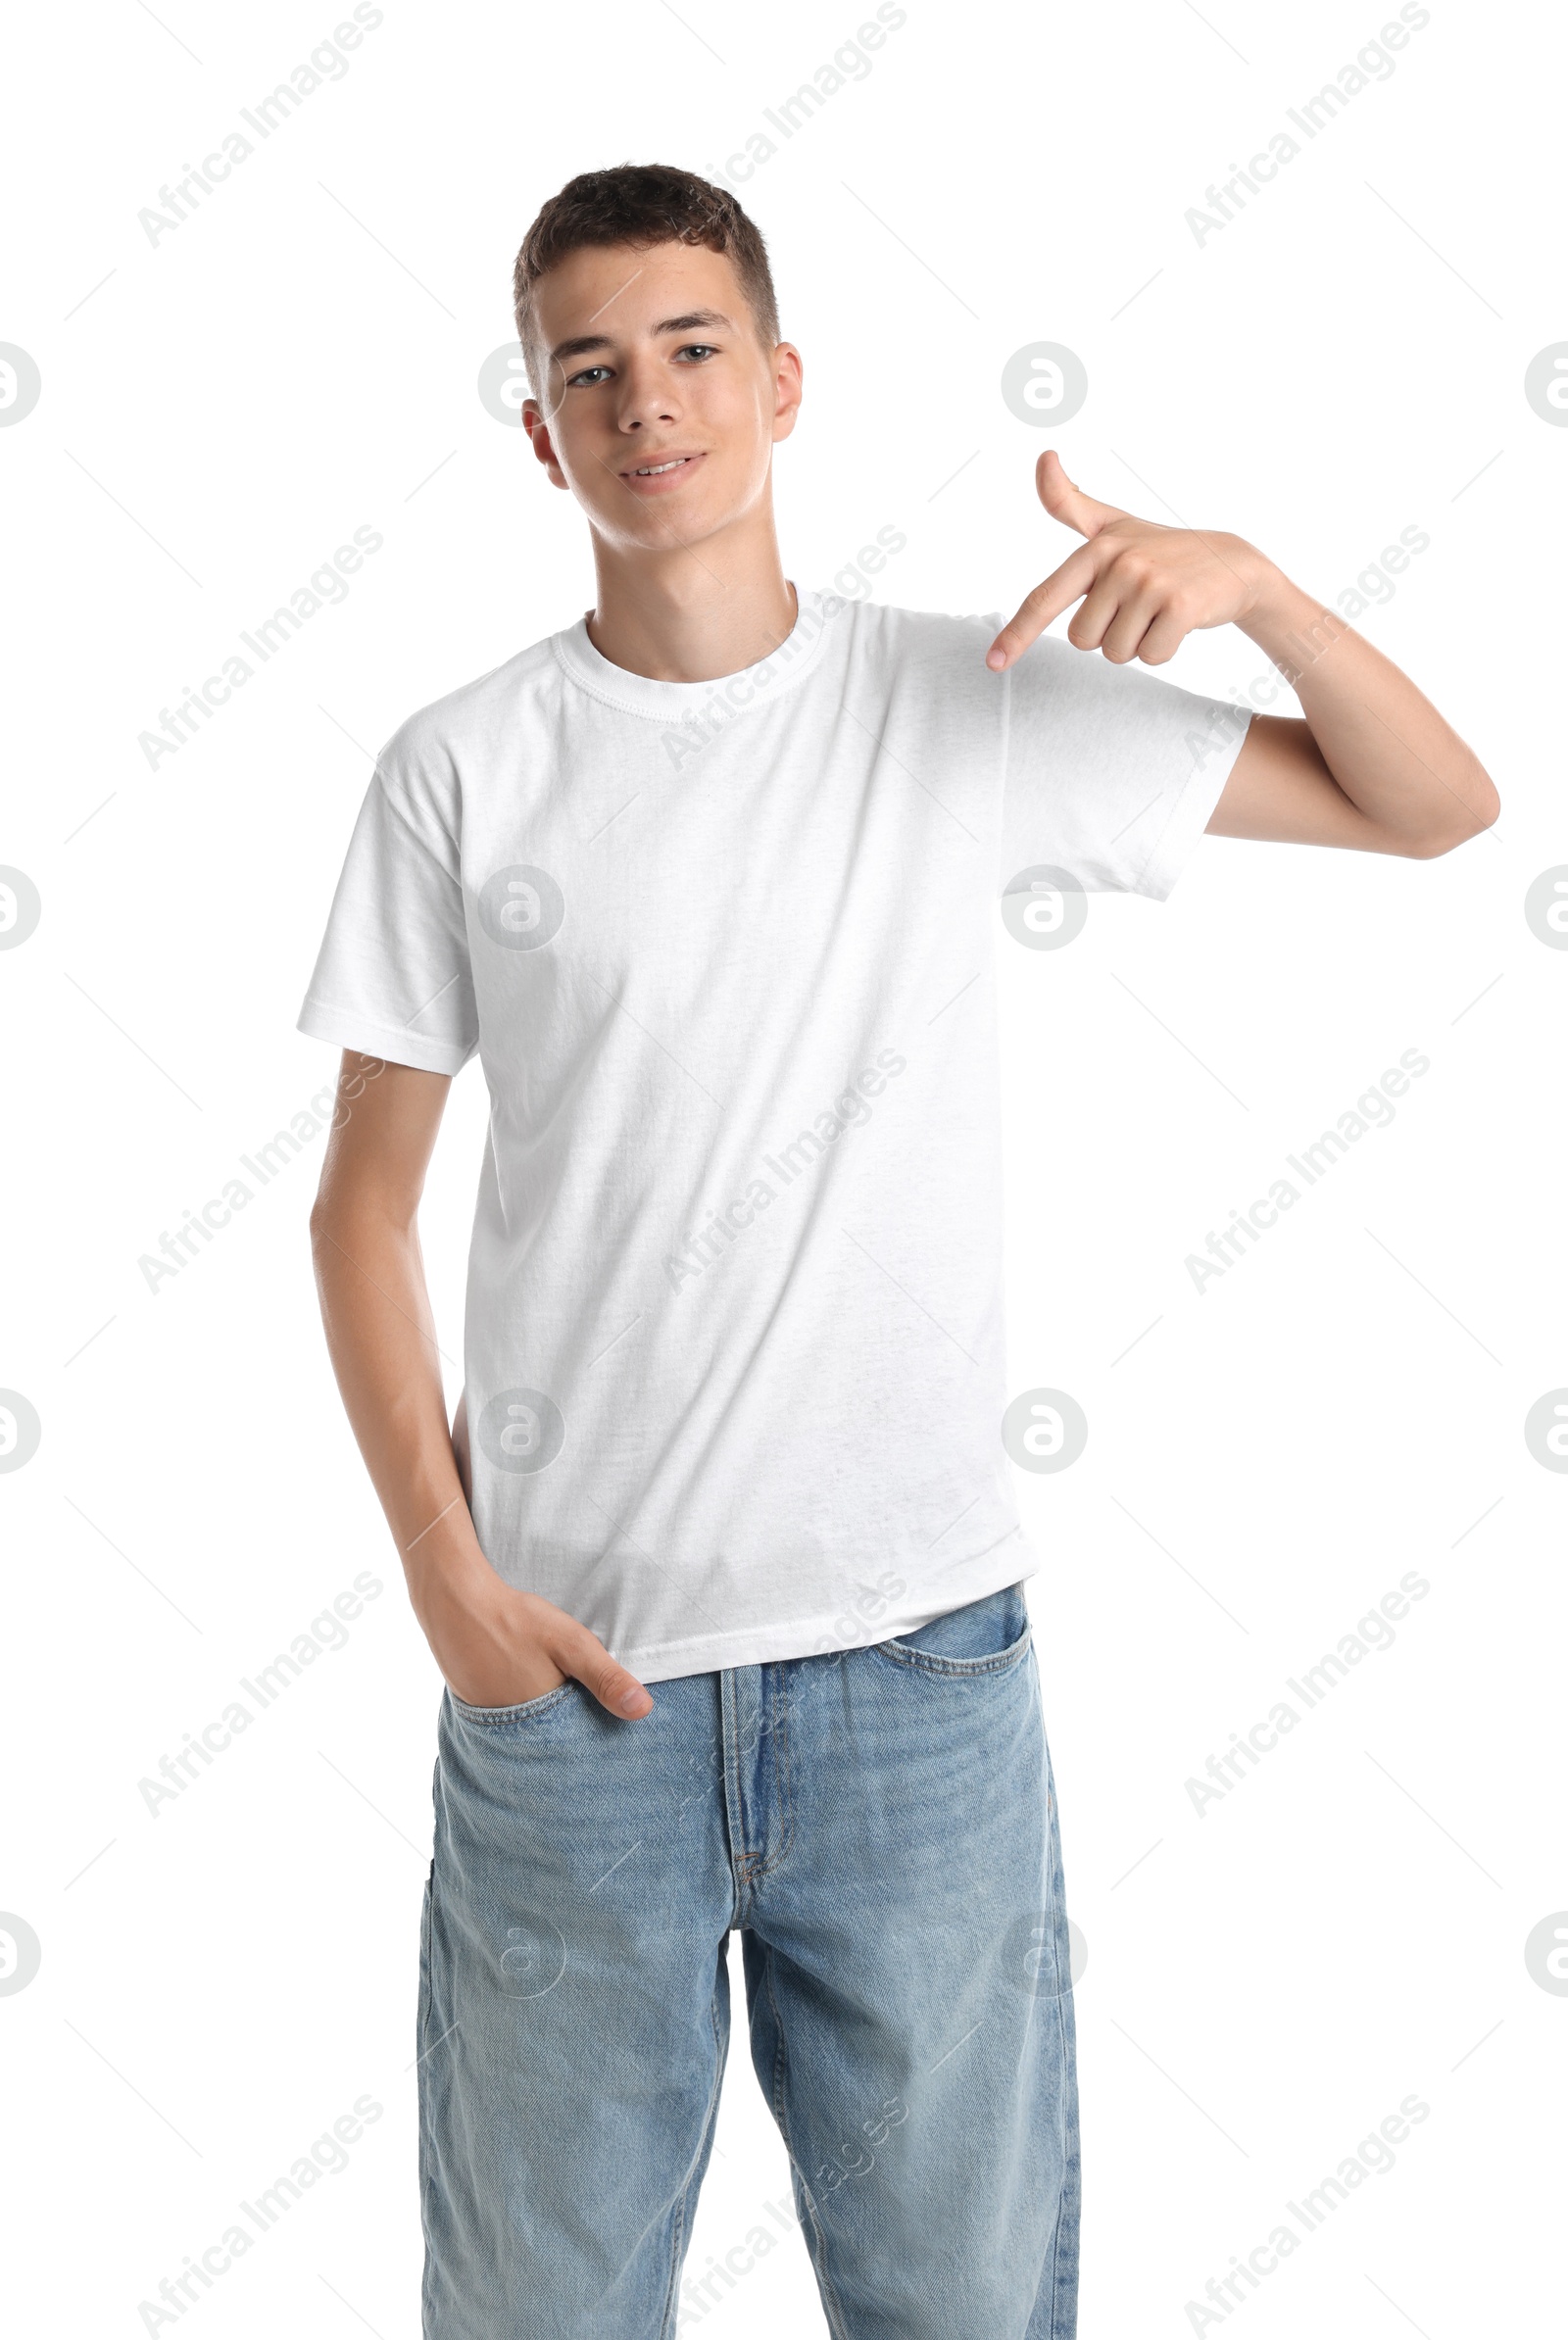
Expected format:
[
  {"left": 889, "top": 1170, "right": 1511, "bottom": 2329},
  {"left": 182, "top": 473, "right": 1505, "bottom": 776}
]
[{"left": 986, "top": 544, "right": 1101, "bottom": 671}]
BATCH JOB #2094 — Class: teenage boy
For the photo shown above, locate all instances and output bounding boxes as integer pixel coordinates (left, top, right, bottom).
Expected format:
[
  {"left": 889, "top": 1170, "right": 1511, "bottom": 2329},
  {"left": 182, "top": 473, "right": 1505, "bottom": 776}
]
[{"left": 301, "top": 164, "right": 1496, "bottom": 2340}]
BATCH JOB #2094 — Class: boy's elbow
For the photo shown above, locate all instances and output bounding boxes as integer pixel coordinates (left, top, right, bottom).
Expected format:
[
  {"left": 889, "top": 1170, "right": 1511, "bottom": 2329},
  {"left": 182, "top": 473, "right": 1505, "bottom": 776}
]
[{"left": 1411, "top": 768, "right": 1500, "bottom": 858}]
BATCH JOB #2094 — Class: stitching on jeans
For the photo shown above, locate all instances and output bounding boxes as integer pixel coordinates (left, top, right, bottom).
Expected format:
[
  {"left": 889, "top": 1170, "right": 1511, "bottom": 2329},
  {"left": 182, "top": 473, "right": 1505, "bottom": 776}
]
[
  {"left": 416, "top": 1862, "right": 439, "bottom": 2337},
  {"left": 658, "top": 1969, "right": 729, "bottom": 2338},
  {"left": 1039, "top": 1665, "right": 1075, "bottom": 2340},
  {"left": 869, "top": 1622, "right": 1033, "bottom": 1680},
  {"left": 1051, "top": 1803, "right": 1077, "bottom": 2337},
  {"left": 416, "top": 1860, "right": 433, "bottom": 2057},
  {"left": 722, "top": 1672, "right": 758, "bottom": 1896},
  {"left": 1044, "top": 1950, "right": 1074, "bottom": 2335},
  {"left": 761, "top": 1946, "right": 855, "bottom": 2340},
  {"left": 725, "top": 1675, "right": 749, "bottom": 1890},
  {"left": 746, "top": 1665, "right": 795, "bottom": 1883},
  {"left": 447, "top": 1681, "right": 575, "bottom": 1727}
]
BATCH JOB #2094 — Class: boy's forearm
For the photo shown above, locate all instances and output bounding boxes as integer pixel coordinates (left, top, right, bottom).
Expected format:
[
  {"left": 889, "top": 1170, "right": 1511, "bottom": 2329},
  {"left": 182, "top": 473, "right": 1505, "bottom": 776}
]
[
  {"left": 309, "top": 1202, "right": 496, "bottom": 1619},
  {"left": 1235, "top": 569, "right": 1499, "bottom": 853},
  {"left": 309, "top": 1190, "right": 652, "bottom": 1718}
]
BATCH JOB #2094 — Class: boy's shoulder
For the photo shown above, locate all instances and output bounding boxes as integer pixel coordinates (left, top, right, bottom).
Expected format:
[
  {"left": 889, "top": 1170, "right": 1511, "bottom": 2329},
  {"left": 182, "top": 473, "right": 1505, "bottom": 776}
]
[
  {"left": 817, "top": 593, "right": 1007, "bottom": 693},
  {"left": 840, "top": 595, "right": 1026, "bottom": 712},
  {"left": 841, "top": 594, "right": 1003, "bottom": 640},
  {"left": 374, "top": 631, "right": 563, "bottom": 775}
]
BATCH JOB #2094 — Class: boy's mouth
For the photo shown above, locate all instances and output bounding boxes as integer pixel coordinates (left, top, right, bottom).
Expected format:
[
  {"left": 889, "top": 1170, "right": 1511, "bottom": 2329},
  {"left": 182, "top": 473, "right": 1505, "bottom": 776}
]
[{"left": 620, "top": 452, "right": 706, "bottom": 492}]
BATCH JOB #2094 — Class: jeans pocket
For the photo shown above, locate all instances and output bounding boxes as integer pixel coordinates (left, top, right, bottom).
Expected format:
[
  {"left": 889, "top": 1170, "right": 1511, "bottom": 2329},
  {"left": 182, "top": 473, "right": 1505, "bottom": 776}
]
[
  {"left": 444, "top": 1680, "right": 578, "bottom": 1729},
  {"left": 874, "top": 1582, "right": 1032, "bottom": 1677}
]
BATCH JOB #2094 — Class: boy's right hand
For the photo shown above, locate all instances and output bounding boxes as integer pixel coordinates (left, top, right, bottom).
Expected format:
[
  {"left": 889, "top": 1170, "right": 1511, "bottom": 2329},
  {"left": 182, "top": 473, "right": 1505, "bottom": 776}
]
[{"left": 415, "top": 1566, "right": 654, "bottom": 1720}]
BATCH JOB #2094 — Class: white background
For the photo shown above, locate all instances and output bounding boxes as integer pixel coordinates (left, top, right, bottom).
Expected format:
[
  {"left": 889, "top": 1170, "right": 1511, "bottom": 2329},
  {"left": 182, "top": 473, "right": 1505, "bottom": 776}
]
[{"left": 3, "top": 0, "right": 1563, "bottom": 2332}]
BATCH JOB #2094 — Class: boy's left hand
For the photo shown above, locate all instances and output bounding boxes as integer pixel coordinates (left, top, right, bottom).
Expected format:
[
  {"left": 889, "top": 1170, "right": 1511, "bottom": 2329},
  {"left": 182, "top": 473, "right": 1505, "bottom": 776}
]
[{"left": 986, "top": 448, "right": 1277, "bottom": 672}]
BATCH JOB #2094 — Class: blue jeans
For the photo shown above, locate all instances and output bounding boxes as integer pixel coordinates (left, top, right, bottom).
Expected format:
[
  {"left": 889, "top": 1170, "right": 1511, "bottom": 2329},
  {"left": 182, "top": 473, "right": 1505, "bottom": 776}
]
[{"left": 418, "top": 1583, "right": 1080, "bottom": 2337}]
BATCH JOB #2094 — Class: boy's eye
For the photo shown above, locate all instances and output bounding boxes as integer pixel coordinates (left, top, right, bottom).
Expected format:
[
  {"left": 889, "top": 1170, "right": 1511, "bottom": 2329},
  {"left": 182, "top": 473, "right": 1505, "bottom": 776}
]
[{"left": 564, "top": 344, "right": 715, "bottom": 387}]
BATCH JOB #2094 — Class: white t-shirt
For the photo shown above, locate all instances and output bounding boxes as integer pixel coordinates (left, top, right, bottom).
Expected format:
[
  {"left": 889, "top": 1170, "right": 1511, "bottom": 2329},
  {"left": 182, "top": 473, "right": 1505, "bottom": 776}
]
[{"left": 299, "top": 585, "right": 1250, "bottom": 1681}]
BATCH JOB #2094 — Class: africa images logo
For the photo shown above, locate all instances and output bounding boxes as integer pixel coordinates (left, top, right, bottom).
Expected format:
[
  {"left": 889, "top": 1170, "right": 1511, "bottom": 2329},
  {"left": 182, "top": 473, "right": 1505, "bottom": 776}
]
[
  {"left": 478, "top": 866, "right": 566, "bottom": 951},
  {"left": 476, "top": 1390, "right": 566, "bottom": 1476}
]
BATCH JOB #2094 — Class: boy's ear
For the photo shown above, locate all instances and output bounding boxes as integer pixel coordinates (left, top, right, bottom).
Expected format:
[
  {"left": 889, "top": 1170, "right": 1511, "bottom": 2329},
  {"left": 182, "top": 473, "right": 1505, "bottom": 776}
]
[{"left": 521, "top": 408, "right": 571, "bottom": 489}]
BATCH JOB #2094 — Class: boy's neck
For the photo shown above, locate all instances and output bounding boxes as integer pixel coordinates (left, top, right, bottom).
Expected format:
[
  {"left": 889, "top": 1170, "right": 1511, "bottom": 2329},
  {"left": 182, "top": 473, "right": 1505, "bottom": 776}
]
[{"left": 583, "top": 513, "right": 798, "bottom": 684}]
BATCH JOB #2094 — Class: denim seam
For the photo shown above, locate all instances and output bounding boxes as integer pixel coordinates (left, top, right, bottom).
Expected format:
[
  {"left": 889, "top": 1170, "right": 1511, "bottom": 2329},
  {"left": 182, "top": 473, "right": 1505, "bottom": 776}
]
[
  {"left": 762, "top": 1947, "right": 855, "bottom": 2340},
  {"left": 657, "top": 1978, "right": 728, "bottom": 2339},
  {"left": 720, "top": 1670, "right": 754, "bottom": 1903},
  {"left": 416, "top": 1859, "right": 433, "bottom": 2055},
  {"left": 447, "top": 1681, "right": 575, "bottom": 1728},
  {"left": 1048, "top": 1778, "right": 1076, "bottom": 2330},
  {"left": 1044, "top": 1935, "right": 1075, "bottom": 2336},
  {"left": 723, "top": 1671, "right": 769, "bottom": 1910},
  {"left": 1048, "top": 2006, "right": 1067, "bottom": 2338},
  {"left": 744, "top": 1664, "right": 796, "bottom": 1884},
  {"left": 416, "top": 1861, "right": 439, "bottom": 2337},
  {"left": 1041, "top": 1672, "right": 1075, "bottom": 2340},
  {"left": 869, "top": 1624, "right": 1034, "bottom": 1680}
]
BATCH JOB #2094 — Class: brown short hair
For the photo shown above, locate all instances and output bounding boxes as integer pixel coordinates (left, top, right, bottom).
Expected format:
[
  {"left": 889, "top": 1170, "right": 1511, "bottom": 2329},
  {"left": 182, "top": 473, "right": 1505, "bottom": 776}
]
[{"left": 513, "top": 163, "right": 780, "bottom": 398}]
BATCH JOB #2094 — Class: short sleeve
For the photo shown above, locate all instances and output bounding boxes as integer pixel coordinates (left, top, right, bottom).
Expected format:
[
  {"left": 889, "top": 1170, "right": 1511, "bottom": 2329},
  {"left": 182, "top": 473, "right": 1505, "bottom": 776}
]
[
  {"left": 1000, "top": 632, "right": 1252, "bottom": 900},
  {"left": 296, "top": 756, "right": 477, "bottom": 1076}
]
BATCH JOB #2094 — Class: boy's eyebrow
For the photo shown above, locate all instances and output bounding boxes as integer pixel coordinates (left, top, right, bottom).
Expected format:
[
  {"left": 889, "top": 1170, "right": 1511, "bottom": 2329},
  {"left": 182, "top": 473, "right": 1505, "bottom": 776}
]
[{"left": 547, "top": 309, "right": 737, "bottom": 366}]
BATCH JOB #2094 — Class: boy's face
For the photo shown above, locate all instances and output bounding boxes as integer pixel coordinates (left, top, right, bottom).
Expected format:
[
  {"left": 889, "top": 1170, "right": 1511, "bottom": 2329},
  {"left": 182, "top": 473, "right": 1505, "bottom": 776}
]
[{"left": 521, "top": 240, "right": 801, "bottom": 555}]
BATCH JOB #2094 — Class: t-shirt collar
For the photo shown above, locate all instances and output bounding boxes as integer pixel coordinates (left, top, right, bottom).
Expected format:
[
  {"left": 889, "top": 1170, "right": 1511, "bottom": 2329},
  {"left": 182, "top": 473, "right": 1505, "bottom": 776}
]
[{"left": 550, "top": 583, "right": 832, "bottom": 721}]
